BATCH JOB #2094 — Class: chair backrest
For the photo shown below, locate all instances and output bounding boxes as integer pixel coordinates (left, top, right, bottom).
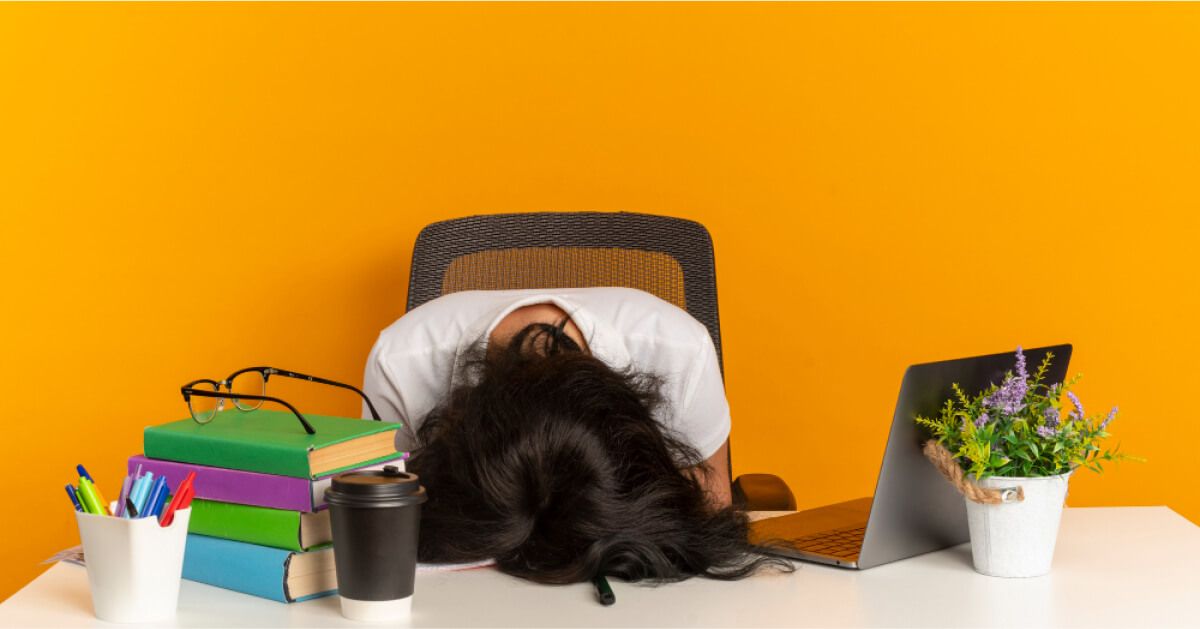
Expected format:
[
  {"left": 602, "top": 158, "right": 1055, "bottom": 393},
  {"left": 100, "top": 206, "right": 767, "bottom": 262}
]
[{"left": 406, "top": 211, "right": 726, "bottom": 376}]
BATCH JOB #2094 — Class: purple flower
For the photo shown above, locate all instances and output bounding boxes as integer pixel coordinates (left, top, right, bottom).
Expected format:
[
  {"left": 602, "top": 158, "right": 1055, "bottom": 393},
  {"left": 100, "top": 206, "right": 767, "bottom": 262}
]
[
  {"left": 975, "top": 412, "right": 990, "bottom": 428},
  {"left": 985, "top": 349, "right": 1030, "bottom": 416},
  {"left": 1101, "top": 406, "right": 1118, "bottom": 430},
  {"left": 1067, "top": 391, "right": 1085, "bottom": 421},
  {"left": 1044, "top": 406, "right": 1060, "bottom": 427},
  {"left": 1036, "top": 425, "right": 1058, "bottom": 438},
  {"left": 985, "top": 347, "right": 1030, "bottom": 415},
  {"left": 987, "top": 380, "right": 1027, "bottom": 415}
]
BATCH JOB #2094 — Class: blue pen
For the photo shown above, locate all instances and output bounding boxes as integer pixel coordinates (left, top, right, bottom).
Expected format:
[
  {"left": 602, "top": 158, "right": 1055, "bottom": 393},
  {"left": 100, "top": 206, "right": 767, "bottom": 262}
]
[
  {"left": 131, "top": 472, "right": 154, "bottom": 516},
  {"left": 125, "top": 466, "right": 146, "bottom": 518},
  {"left": 141, "top": 476, "right": 167, "bottom": 518},
  {"left": 65, "top": 485, "right": 84, "bottom": 512},
  {"left": 149, "top": 485, "right": 170, "bottom": 518},
  {"left": 76, "top": 464, "right": 94, "bottom": 483},
  {"left": 147, "top": 477, "right": 170, "bottom": 518}
]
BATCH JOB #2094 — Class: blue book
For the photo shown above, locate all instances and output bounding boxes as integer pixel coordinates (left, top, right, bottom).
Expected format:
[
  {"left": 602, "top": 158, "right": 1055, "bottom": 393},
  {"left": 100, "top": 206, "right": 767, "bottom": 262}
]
[{"left": 182, "top": 534, "right": 336, "bottom": 603}]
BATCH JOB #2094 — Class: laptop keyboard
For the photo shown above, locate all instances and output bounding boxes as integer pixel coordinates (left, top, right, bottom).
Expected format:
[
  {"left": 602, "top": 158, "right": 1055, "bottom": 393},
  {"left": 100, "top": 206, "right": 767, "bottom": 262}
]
[{"left": 790, "top": 525, "right": 865, "bottom": 559}]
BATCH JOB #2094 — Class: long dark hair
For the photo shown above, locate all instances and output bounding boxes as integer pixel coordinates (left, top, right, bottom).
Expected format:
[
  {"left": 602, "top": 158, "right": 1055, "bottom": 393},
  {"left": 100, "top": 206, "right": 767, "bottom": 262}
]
[{"left": 408, "top": 319, "right": 791, "bottom": 584}]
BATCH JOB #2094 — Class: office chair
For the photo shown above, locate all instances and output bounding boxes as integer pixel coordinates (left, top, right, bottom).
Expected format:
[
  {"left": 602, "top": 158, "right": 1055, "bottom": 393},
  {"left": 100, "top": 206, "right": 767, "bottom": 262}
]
[{"left": 406, "top": 211, "right": 796, "bottom": 511}]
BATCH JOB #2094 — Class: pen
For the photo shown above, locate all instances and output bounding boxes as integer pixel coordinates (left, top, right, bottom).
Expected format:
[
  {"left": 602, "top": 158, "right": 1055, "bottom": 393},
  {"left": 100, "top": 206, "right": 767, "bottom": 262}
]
[
  {"left": 149, "top": 485, "right": 170, "bottom": 518},
  {"left": 592, "top": 575, "right": 615, "bottom": 606},
  {"left": 159, "top": 488, "right": 184, "bottom": 527},
  {"left": 159, "top": 471, "right": 196, "bottom": 527},
  {"left": 141, "top": 476, "right": 167, "bottom": 518},
  {"left": 76, "top": 478, "right": 104, "bottom": 515},
  {"left": 124, "top": 465, "right": 144, "bottom": 518},
  {"left": 131, "top": 472, "right": 154, "bottom": 516},
  {"left": 114, "top": 474, "right": 132, "bottom": 518},
  {"left": 65, "top": 485, "right": 84, "bottom": 512},
  {"left": 125, "top": 497, "right": 139, "bottom": 518},
  {"left": 129, "top": 463, "right": 143, "bottom": 512},
  {"left": 76, "top": 464, "right": 94, "bottom": 484}
]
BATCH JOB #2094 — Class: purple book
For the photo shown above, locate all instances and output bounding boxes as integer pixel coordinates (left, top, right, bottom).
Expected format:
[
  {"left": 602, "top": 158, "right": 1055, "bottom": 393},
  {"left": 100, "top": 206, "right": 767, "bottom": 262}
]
[{"left": 128, "top": 454, "right": 407, "bottom": 512}]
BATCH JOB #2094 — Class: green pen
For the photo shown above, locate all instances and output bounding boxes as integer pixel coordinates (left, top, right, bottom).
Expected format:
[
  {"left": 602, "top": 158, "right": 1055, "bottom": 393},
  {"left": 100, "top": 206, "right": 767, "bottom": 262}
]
[
  {"left": 77, "top": 478, "right": 104, "bottom": 515},
  {"left": 592, "top": 575, "right": 615, "bottom": 606}
]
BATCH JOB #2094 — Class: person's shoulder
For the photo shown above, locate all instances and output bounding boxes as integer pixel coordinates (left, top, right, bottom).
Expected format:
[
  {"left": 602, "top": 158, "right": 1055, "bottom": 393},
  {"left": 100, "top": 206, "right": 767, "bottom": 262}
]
[
  {"left": 374, "top": 290, "right": 500, "bottom": 352},
  {"left": 571, "top": 286, "right": 689, "bottom": 315},
  {"left": 574, "top": 287, "right": 712, "bottom": 349},
  {"left": 615, "top": 287, "right": 705, "bottom": 328}
]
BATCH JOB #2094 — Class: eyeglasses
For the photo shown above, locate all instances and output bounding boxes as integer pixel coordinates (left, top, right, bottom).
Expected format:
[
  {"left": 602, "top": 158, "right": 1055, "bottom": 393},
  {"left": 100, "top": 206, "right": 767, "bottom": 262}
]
[{"left": 180, "top": 367, "right": 382, "bottom": 435}]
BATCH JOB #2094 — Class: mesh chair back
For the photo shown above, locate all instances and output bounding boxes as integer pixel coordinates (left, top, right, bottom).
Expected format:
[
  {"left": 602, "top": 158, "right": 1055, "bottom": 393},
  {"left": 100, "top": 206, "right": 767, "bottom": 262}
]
[{"left": 406, "top": 211, "right": 724, "bottom": 375}]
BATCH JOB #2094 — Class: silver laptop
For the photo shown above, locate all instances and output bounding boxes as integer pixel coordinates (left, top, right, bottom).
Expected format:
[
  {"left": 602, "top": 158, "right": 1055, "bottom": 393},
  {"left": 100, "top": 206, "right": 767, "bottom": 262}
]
[{"left": 749, "top": 344, "right": 1072, "bottom": 569}]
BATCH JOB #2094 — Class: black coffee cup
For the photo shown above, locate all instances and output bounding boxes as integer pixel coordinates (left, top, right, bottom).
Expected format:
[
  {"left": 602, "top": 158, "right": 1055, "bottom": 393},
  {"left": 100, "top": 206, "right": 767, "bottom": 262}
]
[{"left": 325, "top": 465, "right": 427, "bottom": 621}]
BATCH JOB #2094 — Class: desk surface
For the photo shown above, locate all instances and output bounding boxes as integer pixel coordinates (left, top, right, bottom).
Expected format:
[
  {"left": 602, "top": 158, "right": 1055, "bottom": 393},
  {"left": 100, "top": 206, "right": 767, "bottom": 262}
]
[{"left": 2, "top": 507, "right": 1197, "bottom": 628}]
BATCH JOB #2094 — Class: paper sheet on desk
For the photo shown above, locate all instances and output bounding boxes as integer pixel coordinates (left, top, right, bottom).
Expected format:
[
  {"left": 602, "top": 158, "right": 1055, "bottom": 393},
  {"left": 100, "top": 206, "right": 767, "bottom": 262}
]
[
  {"left": 42, "top": 546, "right": 85, "bottom": 567},
  {"left": 417, "top": 559, "right": 496, "bottom": 572},
  {"left": 44, "top": 544, "right": 495, "bottom": 572}
]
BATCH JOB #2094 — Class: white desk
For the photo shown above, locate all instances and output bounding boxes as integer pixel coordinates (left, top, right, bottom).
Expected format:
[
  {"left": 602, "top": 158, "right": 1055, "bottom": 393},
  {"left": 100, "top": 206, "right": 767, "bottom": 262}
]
[{"left": 2, "top": 507, "right": 1197, "bottom": 628}]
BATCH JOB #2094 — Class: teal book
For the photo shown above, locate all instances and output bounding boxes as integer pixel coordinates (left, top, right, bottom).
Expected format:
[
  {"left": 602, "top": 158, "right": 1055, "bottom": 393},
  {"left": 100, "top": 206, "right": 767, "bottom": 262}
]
[
  {"left": 182, "top": 534, "right": 335, "bottom": 603},
  {"left": 144, "top": 409, "right": 400, "bottom": 479}
]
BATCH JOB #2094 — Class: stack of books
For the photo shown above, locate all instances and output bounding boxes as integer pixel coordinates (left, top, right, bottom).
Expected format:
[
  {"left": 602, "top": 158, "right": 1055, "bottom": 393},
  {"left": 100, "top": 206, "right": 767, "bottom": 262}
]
[{"left": 133, "top": 409, "right": 404, "bottom": 603}]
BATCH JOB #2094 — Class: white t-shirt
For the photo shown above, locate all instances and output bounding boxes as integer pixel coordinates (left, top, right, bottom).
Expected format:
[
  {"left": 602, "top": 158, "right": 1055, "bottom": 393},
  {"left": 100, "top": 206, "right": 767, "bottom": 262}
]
[{"left": 362, "top": 287, "right": 731, "bottom": 461}]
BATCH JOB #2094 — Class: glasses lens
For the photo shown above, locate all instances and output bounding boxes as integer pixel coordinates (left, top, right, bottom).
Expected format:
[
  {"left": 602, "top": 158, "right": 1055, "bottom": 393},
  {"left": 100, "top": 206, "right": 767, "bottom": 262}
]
[
  {"left": 188, "top": 381, "right": 221, "bottom": 424},
  {"left": 229, "top": 370, "right": 266, "bottom": 411}
]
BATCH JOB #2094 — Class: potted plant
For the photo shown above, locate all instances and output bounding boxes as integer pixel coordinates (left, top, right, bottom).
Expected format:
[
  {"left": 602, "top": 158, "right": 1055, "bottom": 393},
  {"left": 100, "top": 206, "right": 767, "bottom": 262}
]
[{"left": 915, "top": 347, "right": 1133, "bottom": 577}]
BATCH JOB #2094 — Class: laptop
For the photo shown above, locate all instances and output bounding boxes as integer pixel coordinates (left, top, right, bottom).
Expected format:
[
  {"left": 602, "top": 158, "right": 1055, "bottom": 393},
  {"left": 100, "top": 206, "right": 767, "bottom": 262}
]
[{"left": 749, "top": 344, "right": 1072, "bottom": 569}]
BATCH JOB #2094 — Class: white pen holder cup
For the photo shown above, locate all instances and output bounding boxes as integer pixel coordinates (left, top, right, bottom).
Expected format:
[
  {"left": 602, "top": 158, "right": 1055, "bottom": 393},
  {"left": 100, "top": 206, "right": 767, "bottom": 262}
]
[{"left": 74, "top": 507, "right": 191, "bottom": 623}]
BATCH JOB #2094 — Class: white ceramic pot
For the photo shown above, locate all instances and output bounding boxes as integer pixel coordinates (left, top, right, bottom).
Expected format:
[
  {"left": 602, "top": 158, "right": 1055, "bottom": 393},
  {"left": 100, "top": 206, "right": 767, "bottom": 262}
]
[{"left": 965, "top": 472, "right": 1071, "bottom": 578}]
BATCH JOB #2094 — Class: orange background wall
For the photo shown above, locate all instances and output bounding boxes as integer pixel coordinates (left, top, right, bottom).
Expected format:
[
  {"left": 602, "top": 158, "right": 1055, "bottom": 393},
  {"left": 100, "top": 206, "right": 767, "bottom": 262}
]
[{"left": 2, "top": 2, "right": 1197, "bottom": 601}]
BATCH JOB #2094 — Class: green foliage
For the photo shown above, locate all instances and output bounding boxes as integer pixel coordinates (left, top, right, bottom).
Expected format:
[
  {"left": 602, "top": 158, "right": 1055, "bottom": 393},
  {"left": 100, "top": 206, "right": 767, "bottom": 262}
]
[{"left": 914, "top": 349, "right": 1139, "bottom": 480}]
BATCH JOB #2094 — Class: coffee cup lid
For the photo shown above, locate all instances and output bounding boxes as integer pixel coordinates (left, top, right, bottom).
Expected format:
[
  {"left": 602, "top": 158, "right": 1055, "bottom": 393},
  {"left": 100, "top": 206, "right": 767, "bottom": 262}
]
[{"left": 325, "top": 466, "right": 427, "bottom": 508}]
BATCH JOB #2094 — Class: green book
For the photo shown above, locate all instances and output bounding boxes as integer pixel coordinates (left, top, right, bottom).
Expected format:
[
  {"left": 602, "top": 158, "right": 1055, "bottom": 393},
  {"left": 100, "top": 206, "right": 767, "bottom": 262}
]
[
  {"left": 144, "top": 409, "right": 400, "bottom": 479},
  {"left": 188, "top": 499, "right": 330, "bottom": 551}
]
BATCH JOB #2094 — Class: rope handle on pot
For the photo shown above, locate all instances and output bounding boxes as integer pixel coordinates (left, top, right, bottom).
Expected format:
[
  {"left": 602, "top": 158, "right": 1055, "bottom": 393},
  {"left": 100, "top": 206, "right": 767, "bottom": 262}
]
[{"left": 922, "top": 440, "right": 1024, "bottom": 505}]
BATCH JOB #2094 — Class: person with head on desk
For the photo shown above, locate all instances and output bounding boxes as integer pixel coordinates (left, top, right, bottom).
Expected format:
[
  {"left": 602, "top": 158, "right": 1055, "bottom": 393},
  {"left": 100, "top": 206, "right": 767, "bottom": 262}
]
[{"left": 363, "top": 287, "right": 787, "bottom": 584}]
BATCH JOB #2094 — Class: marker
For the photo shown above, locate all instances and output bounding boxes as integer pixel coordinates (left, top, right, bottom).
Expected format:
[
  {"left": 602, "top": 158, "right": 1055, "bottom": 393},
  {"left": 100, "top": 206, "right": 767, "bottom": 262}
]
[
  {"left": 125, "top": 498, "right": 139, "bottom": 518},
  {"left": 592, "top": 575, "right": 615, "bottom": 606},
  {"left": 65, "top": 485, "right": 84, "bottom": 512},
  {"left": 86, "top": 476, "right": 112, "bottom": 516},
  {"left": 76, "top": 478, "right": 104, "bottom": 515},
  {"left": 76, "top": 464, "right": 94, "bottom": 484}
]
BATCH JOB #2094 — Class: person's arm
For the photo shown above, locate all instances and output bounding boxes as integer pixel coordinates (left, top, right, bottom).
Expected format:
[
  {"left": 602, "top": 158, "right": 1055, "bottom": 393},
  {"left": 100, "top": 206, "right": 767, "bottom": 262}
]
[
  {"left": 363, "top": 323, "right": 461, "bottom": 451},
  {"left": 673, "top": 326, "right": 733, "bottom": 511},
  {"left": 691, "top": 439, "right": 732, "bottom": 510}
]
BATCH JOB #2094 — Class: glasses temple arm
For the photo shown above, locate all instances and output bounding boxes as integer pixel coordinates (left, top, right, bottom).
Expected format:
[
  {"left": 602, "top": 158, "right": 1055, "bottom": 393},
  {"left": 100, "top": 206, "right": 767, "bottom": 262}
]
[{"left": 266, "top": 368, "right": 383, "bottom": 421}]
